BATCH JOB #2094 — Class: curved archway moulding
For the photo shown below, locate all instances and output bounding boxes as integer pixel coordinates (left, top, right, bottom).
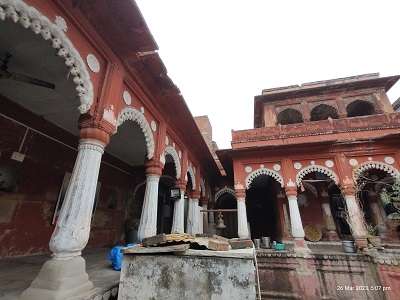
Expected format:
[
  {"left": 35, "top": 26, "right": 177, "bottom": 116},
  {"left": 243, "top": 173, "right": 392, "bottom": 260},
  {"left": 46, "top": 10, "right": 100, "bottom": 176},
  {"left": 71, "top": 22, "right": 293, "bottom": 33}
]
[
  {"left": 116, "top": 107, "right": 155, "bottom": 160},
  {"left": 245, "top": 167, "right": 284, "bottom": 189},
  {"left": 187, "top": 165, "right": 196, "bottom": 190},
  {"left": 296, "top": 165, "right": 339, "bottom": 187},
  {"left": 163, "top": 146, "right": 181, "bottom": 179},
  {"left": 353, "top": 161, "right": 400, "bottom": 182},
  {"left": 215, "top": 187, "right": 236, "bottom": 203},
  {"left": 0, "top": 0, "right": 94, "bottom": 113}
]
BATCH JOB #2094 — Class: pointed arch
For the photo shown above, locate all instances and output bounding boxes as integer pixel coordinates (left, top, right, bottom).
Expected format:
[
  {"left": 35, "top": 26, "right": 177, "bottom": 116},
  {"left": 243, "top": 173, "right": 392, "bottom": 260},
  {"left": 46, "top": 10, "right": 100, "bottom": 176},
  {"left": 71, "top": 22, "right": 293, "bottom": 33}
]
[
  {"left": 296, "top": 165, "right": 339, "bottom": 187},
  {"left": 187, "top": 166, "right": 196, "bottom": 191},
  {"left": 200, "top": 178, "right": 206, "bottom": 197},
  {"left": 163, "top": 146, "right": 181, "bottom": 179},
  {"left": 245, "top": 168, "right": 284, "bottom": 189},
  {"left": 353, "top": 161, "right": 399, "bottom": 182},
  {"left": 0, "top": 0, "right": 94, "bottom": 113},
  {"left": 215, "top": 187, "right": 236, "bottom": 203},
  {"left": 116, "top": 107, "right": 155, "bottom": 159}
]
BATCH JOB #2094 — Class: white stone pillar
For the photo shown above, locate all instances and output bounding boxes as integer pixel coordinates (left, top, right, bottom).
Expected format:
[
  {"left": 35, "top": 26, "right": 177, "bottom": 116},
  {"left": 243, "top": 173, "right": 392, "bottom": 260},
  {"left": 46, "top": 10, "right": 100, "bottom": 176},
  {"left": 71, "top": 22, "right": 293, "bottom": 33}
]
[
  {"left": 198, "top": 205, "right": 203, "bottom": 234},
  {"left": 287, "top": 194, "right": 305, "bottom": 239},
  {"left": 21, "top": 132, "right": 108, "bottom": 300},
  {"left": 49, "top": 139, "right": 104, "bottom": 258},
  {"left": 344, "top": 194, "right": 367, "bottom": 238},
  {"left": 237, "top": 198, "right": 250, "bottom": 238},
  {"left": 186, "top": 197, "right": 199, "bottom": 234},
  {"left": 171, "top": 189, "right": 185, "bottom": 233},
  {"left": 202, "top": 203, "right": 208, "bottom": 234},
  {"left": 138, "top": 173, "right": 160, "bottom": 241}
]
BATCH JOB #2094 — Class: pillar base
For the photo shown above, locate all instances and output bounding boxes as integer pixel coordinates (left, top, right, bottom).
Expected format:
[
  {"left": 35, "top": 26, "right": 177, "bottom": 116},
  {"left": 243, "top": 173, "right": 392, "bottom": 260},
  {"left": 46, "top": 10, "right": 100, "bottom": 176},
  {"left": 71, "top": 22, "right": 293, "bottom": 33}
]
[
  {"left": 324, "top": 230, "right": 340, "bottom": 241},
  {"left": 293, "top": 238, "right": 310, "bottom": 253},
  {"left": 20, "top": 256, "right": 94, "bottom": 300},
  {"left": 355, "top": 237, "right": 368, "bottom": 251}
]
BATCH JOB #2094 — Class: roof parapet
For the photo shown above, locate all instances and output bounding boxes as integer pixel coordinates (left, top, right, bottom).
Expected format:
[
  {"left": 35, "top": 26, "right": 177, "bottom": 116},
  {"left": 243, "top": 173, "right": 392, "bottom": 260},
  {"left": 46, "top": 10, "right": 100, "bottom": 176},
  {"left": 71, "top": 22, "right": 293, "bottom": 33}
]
[{"left": 261, "top": 73, "right": 380, "bottom": 95}]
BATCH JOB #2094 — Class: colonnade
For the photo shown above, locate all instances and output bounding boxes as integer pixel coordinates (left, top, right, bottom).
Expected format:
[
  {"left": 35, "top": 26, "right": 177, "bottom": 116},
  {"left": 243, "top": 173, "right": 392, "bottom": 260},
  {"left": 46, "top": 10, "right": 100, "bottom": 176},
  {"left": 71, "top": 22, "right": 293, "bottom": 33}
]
[{"left": 234, "top": 180, "right": 369, "bottom": 250}]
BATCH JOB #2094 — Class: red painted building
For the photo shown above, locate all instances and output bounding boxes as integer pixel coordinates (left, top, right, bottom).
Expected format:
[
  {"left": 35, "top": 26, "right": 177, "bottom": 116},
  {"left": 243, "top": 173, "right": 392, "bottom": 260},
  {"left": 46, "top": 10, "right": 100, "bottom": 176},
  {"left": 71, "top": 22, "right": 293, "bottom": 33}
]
[
  {"left": 0, "top": 1, "right": 400, "bottom": 299},
  {"left": 216, "top": 73, "right": 400, "bottom": 299},
  {"left": 0, "top": 1, "right": 220, "bottom": 298}
]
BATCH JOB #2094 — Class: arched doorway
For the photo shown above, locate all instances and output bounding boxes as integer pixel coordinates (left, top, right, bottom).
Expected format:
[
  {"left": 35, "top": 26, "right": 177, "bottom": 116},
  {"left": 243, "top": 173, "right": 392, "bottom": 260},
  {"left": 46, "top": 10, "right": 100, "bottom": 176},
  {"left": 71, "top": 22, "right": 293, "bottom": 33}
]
[
  {"left": 110, "top": 108, "right": 155, "bottom": 244},
  {"left": 0, "top": 3, "right": 93, "bottom": 257},
  {"left": 184, "top": 171, "right": 194, "bottom": 230},
  {"left": 215, "top": 189, "right": 237, "bottom": 238},
  {"left": 297, "top": 170, "right": 350, "bottom": 240},
  {"left": 157, "top": 153, "right": 178, "bottom": 234},
  {"left": 246, "top": 174, "right": 283, "bottom": 241},
  {"left": 354, "top": 161, "right": 400, "bottom": 240}
]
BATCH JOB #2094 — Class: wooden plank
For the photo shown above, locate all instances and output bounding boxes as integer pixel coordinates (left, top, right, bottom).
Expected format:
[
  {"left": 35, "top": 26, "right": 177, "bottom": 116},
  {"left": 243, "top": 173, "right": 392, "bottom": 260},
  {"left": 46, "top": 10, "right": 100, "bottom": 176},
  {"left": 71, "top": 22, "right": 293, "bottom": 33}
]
[{"left": 123, "top": 244, "right": 190, "bottom": 254}]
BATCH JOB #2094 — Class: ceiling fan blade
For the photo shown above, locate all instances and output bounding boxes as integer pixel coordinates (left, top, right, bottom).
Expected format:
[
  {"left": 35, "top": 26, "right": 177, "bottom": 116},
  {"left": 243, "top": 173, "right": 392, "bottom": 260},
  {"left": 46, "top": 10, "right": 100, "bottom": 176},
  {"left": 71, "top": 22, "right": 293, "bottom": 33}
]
[{"left": 9, "top": 72, "right": 55, "bottom": 89}]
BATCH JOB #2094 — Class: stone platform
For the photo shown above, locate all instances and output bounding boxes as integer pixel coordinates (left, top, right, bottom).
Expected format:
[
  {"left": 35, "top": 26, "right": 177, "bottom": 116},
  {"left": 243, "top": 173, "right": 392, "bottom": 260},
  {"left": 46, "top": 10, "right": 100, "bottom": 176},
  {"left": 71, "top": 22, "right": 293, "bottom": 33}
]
[{"left": 0, "top": 248, "right": 119, "bottom": 300}]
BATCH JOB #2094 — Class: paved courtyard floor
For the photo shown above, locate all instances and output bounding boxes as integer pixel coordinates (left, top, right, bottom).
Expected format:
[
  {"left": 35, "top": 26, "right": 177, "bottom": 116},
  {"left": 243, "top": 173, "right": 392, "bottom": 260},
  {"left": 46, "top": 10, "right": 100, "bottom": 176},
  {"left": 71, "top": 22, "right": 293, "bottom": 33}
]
[{"left": 0, "top": 248, "right": 119, "bottom": 300}]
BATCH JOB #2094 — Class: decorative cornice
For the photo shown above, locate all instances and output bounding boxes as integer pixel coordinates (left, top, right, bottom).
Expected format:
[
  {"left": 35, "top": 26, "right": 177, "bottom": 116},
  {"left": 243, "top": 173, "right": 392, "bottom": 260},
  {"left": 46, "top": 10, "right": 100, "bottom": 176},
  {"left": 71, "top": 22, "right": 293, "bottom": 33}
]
[
  {"left": 0, "top": 0, "right": 94, "bottom": 113},
  {"left": 163, "top": 145, "right": 181, "bottom": 179},
  {"left": 233, "top": 113, "right": 400, "bottom": 144},
  {"left": 296, "top": 164, "right": 339, "bottom": 187},
  {"left": 245, "top": 167, "right": 284, "bottom": 189},
  {"left": 116, "top": 107, "right": 155, "bottom": 160},
  {"left": 353, "top": 160, "right": 400, "bottom": 182}
]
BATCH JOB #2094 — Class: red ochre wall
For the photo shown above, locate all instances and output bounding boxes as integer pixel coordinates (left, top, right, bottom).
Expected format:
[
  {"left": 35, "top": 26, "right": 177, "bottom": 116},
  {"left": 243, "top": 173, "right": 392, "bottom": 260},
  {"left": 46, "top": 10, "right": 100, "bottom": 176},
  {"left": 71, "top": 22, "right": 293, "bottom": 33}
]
[{"left": 0, "top": 107, "right": 142, "bottom": 258}]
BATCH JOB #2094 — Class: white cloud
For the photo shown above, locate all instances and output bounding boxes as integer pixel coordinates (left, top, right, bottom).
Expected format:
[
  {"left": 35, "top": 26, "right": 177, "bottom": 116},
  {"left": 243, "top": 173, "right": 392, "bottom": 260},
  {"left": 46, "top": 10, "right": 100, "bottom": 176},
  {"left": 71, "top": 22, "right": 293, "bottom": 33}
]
[{"left": 137, "top": 0, "right": 400, "bottom": 149}]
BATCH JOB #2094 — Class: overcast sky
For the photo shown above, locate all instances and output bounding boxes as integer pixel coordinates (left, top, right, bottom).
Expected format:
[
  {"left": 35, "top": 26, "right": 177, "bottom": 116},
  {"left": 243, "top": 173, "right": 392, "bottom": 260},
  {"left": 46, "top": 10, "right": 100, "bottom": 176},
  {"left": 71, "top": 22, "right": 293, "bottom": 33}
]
[{"left": 136, "top": 0, "right": 400, "bottom": 149}]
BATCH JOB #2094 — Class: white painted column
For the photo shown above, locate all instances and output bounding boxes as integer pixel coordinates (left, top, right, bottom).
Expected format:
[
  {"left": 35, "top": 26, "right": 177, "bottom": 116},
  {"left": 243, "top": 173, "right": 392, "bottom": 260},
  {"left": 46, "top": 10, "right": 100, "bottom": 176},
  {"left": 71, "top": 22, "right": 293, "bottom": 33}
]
[
  {"left": 287, "top": 195, "right": 305, "bottom": 239},
  {"left": 50, "top": 139, "right": 105, "bottom": 258},
  {"left": 137, "top": 174, "right": 160, "bottom": 241},
  {"left": 22, "top": 135, "right": 107, "bottom": 300},
  {"left": 344, "top": 194, "right": 367, "bottom": 238},
  {"left": 202, "top": 203, "right": 208, "bottom": 234},
  {"left": 198, "top": 205, "right": 203, "bottom": 234},
  {"left": 186, "top": 198, "right": 199, "bottom": 234},
  {"left": 171, "top": 189, "right": 185, "bottom": 233},
  {"left": 237, "top": 198, "right": 250, "bottom": 238}
]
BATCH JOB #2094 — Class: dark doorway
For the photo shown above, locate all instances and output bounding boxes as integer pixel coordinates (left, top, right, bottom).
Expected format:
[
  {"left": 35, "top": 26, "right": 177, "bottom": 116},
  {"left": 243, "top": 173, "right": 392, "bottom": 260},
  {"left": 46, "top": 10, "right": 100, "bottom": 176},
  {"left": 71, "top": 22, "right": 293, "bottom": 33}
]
[
  {"left": 215, "top": 193, "right": 237, "bottom": 238},
  {"left": 246, "top": 175, "right": 281, "bottom": 241}
]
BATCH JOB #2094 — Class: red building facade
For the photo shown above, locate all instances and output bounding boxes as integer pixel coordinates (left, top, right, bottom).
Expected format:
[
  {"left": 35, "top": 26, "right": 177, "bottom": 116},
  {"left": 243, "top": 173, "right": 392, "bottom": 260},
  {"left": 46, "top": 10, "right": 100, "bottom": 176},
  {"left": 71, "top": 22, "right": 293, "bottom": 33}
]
[
  {"left": 0, "top": 1, "right": 220, "bottom": 298},
  {"left": 217, "top": 73, "right": 400, "bottom": 299}
]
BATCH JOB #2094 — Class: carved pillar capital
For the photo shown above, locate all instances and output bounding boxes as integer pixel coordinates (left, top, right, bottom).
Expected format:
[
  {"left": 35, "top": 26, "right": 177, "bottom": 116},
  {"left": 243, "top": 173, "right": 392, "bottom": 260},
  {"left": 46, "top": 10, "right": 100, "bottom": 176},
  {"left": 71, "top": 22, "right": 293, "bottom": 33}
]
[
  {"left": 191, "top": 191, "right": 201, "bottom": 199},
  {"left": 341, "top": 176, "right": 356, "bottom": 195},
  {"left": 79, "top": 127, "right": 110, "bottom": 146},
  {"left": 145, "top": 160, "right": 163, "bottom": 176},
  {"left": 175, "top": 179, "right": 187, "bottom": 190},
  {"left": 285, "top": 186, "right": 298, "bottom": 198},
  {"left": 235, "top": 189, "right": 246, "bottom": 199}
]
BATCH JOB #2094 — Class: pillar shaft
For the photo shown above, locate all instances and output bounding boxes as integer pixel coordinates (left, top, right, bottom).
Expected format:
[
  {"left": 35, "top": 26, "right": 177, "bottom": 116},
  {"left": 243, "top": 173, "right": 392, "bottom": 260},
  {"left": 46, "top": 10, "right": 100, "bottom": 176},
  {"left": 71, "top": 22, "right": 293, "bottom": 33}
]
[
  {"left": 186, "top": 198, "right": 199, "bottom": 234},
  {"left": 138, "top": 174, "right": 160, "bottom": 241},
  {"left": 344, "top": 194, "right": 367, "bottom": 238},
  {"left": 22, "top": 128, "right": 110, "bottom": 300},
  {"left": 287, "top": 195, "right": 305, "bottom": 238},
  {"left": 202, "top": 204, "right": 208, "bottom": 233},
  {"left": 171, "top": 189, "right": 185, "bottom": 233},
  {"left": 198, "top": 205, "right": 204, "bottom": 234},
  {"left": 50, "top": 139, "right": 104, "bottom": 259},
  {"left": 237, "top": 198, "right": 250, "bottom": 238}
]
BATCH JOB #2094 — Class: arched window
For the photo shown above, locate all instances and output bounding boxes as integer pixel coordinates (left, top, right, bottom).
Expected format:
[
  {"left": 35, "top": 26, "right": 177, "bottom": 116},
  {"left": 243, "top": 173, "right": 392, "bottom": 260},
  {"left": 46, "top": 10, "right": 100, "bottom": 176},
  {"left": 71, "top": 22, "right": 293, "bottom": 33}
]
[
  {"left": 310, "top": 104, "right": 339, "bottom": 121},
  {"left": 277, "top": 108, "right": 303, "bottom": 125},
  {"left": 346, "top": 100, "right": 376, "bottom": 117}
]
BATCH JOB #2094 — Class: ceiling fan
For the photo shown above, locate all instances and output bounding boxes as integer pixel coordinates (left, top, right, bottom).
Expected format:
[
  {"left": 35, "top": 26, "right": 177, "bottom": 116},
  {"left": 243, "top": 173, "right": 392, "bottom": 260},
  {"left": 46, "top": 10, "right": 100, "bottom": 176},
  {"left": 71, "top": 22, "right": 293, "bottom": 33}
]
[{"left": 0, "top": 52, "right": 55, "bottom": 89}]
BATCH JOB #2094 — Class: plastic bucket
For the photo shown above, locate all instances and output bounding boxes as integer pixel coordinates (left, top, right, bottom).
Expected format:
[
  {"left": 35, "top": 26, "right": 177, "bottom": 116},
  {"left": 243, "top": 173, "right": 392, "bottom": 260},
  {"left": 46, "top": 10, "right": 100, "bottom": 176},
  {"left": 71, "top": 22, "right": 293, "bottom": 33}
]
[
  {"left": 342, "top": 240, "right": 356, "bottom": 253},
  {"left": 261, "top": 237, "right": 270, "bottom": 248}
]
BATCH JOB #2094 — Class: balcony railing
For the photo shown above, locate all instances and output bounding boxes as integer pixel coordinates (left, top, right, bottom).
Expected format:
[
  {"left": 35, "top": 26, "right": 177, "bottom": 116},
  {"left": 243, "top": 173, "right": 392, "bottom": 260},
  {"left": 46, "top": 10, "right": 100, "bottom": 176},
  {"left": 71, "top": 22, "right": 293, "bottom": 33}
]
[{"left": 232, "top": 113, "right": 400, "bottom": 145}]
